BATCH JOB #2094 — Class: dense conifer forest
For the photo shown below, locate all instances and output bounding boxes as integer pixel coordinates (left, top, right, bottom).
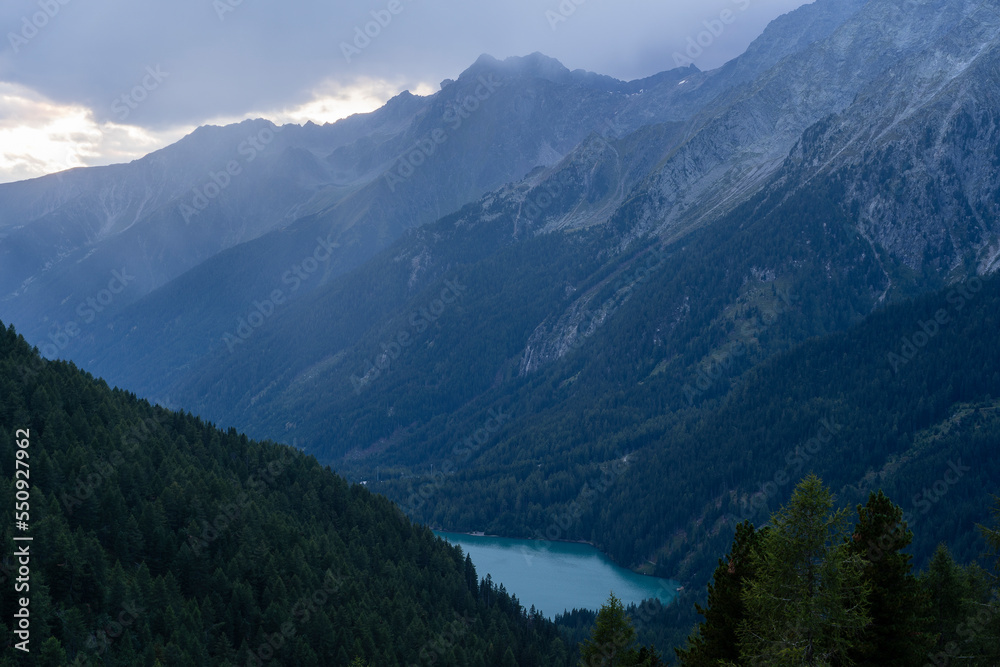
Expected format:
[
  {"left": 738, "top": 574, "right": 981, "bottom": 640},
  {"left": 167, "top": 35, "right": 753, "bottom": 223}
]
[{"left": 0, "top": 322, "right": 572, "bottom": 665}]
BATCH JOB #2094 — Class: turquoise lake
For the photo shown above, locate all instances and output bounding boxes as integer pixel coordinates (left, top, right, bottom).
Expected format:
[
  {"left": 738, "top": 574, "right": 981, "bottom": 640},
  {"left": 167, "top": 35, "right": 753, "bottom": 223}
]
[{"left": 434, "top": 531, "right": 679, "bottom": 618}]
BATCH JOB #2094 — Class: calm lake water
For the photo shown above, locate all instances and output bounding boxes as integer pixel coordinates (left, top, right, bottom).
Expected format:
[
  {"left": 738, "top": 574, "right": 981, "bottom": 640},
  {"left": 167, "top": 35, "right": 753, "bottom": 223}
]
[{"left": 434, "top": 531, "right": 679, "bottom": 618}]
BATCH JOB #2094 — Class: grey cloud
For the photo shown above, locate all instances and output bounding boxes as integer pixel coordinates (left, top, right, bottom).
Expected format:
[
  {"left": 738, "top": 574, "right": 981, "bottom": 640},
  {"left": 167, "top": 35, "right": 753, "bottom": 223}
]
[{"left": 0, "top": 0, "right": 807, "bottom": 129}]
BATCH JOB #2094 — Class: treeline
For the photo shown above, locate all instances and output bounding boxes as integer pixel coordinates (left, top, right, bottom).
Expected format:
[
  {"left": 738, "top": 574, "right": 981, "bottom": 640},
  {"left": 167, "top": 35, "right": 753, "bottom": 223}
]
[
  {"left": 0, "top": 321, "right": 572, "bottom": 666},
  {"left": 565, "top": 476, "right": 999, "bottom": 665},
  {"left": 674, "top": 476, "right": 1000, "bottom": 666}
]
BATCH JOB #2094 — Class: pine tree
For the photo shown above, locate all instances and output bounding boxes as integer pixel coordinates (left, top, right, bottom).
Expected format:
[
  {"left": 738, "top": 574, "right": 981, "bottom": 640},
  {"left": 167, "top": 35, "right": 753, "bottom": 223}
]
[
  {"left": 979, "top": 497, "right": 1000, "bottom": 664},
  {"left": 579, "top": 592, "right": 638, "bottom": 666},
  {"left": 980, "top": 495, "right": 1000, "bottom": 590},
  {"left": 635, "top": 645, "right": 666, "bottom": 666},
  {"left": 922, "top": 542, "right": 1000, "bottom": 666},
  {"left": 844, "top": 490, "right": 934, "bottom": 665},
  {"left": 38, "top": 637, "right": 67, "bottom": 667},
  {"left": 738, "top": 475, "right": 869, "bottom": 666},
  {"left": 676, "top": 521, "right": 761, "bottom": 666},
  {"left": 922, "top": 544, "right": 971, "bottom": 652}
]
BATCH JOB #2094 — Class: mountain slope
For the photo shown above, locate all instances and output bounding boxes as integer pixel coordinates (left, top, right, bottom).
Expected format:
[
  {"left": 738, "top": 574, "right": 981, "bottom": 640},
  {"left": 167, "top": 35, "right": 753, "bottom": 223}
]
[
  {"left": 136, "top": 0, "right": 1000, "bottom": 472},
  {"left": 23, "top": 55, "right": 706, "bottom": 387},
  {"left": 11, "top": 0, "right": 877, "bottom": 395},
  {"left": 4, "top": 0, "right": 999, "bottom": 614},
  {"left": 67, "top": 0, "right": 1000, "bottom": 408},
  {"left": 0, "top": 322, "right": 573, "bottom": 666},
  {"left": 2, "top": 55, "right": 696, "bottom": 355}
]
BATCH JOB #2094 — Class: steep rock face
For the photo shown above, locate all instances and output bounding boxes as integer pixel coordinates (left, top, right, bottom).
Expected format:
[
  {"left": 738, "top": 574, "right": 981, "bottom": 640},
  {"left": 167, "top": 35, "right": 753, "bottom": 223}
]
[
  {"left": 780, "top": 3, "right": 1000, "bottom": 282},
  {"left": 509, "top": 1, "right": 1000, "bottom": 376},
  {"left": 626, "top": 0, "right": 992, "bottom": 244},
  {"left": 611, "top": 0, "right": 872, "bottom": 129}
]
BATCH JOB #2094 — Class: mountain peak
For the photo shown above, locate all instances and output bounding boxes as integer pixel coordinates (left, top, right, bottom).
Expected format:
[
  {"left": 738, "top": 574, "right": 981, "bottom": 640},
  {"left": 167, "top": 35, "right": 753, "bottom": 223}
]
[
  {"left": 459, "top": 52, "right": 630, "bottom": 92},
  {"left": 461, "top": 52, "right": 570, "bottom": 82}
]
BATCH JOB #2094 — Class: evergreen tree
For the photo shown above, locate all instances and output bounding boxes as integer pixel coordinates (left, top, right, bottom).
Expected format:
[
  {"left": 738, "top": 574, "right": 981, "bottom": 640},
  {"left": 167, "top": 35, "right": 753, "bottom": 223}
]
[
  {"left": 676, "top": 521, "right": 761, "bottom": 666},
  {"left": 922, "top": 544, "right": 971, "bottom": 651},
  {"left": 980, "top": 495, "right": 1000, "bottom": 590},
  {"left": 635, "top": 645, "right": 666, "bottom": 666},
  {"left": 920, "top": 544, "right": 998, "bottom": 665},
  {"left": 738, "top": 475, "right": 869, "bottom": 666},
  {"left": 38, "top": 637, "right": 67, "bottom": 667},
  {"left": 580, "top": 592, "right": 637, "bottom": 666},
  {"left": 979, "top": 497, "right": 1000, "bottom": 663},
  {"left": 844, "top": 490, "right": 934, "bottom": 665},
  {"left": 578, "top": 592, "right": 664, "bottom": 666}
]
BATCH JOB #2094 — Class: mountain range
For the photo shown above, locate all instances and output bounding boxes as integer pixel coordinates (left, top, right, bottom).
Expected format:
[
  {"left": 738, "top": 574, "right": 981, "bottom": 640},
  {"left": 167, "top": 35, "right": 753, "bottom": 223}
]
[{"left": 2, "top": 0, "right": 999, "bottom": 602}]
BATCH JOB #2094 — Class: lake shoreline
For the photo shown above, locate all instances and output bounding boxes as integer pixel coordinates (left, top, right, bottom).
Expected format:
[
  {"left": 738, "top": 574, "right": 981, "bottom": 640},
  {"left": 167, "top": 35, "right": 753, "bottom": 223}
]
[
  {"left": 432, "top": 527, "right": 675, "bottom": 584},
  {"left": 432, "top": 529, "right": 680, "bottom": 617}
]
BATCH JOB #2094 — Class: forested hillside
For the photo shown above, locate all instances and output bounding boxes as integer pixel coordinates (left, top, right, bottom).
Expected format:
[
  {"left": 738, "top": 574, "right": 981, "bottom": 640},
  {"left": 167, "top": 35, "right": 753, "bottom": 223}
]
[
  {"left": 363, "top": 191, "right": 1000, "bottom": 585},
  {"left": 0, "top": 322, "right": 571, "bottom": 665},
  {"left": 7, "top": 0, "right": 996, "bottom": 617},
  {"left": 111, "top": 153, "right": 1000, "bottom": 597}
]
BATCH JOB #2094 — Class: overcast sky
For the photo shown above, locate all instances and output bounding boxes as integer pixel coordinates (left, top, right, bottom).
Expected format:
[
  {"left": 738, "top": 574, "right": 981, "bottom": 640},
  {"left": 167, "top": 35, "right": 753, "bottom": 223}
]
[{"left": 0, "top": 0, "right": 808, "bottom": 184}]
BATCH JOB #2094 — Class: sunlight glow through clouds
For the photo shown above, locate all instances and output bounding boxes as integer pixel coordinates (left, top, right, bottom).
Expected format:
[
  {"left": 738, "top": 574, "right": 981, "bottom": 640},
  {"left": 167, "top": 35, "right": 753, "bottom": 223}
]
[
  {"left": 0, "top": 82, "right": 185, "bottom": 184},
  {"left": 0, "top": 78, "right": 435, "bottom": 184},
  {"left": 262, "top": 78, "right": 437, "bottom": 126}
]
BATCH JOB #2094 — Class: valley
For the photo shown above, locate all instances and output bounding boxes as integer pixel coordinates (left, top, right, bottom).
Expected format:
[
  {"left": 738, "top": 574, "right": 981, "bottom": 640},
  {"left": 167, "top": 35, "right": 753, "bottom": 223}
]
[{"left": 2, "top": 0, "right": 1000, "bottom": 663}]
